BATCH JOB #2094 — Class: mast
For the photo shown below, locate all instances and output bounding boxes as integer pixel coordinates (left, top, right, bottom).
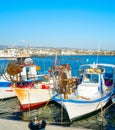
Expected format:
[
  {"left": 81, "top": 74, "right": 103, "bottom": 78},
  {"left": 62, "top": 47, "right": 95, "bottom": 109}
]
[{"left": 96, "top": 41, "right": 100, "bottom": 64}]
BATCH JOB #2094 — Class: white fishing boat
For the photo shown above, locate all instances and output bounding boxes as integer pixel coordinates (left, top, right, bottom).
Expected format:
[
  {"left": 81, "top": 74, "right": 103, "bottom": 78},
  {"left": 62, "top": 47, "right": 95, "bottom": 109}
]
[
  {"left": 52, "top": 63, "right": 115, "bottom": 121},
  {"left": 12, "top": 77, "right": 57, "bottom": 111},
  {"left": 6, "top": 61, "right": 73, "bottom": 111},
  {"left": 4, "top": 57, "right": 59, "bottom": 111},
  {"left": 0, "top": 76, "right": 15, "bottom": 99}
]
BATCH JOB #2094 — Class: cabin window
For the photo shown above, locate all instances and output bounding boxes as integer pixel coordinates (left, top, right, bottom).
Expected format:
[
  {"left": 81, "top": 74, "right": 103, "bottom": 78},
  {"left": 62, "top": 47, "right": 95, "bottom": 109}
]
[
  {"left": 83, "top": 74, "right": 99, "bottom": 83},
  {"left": 90, "top": 74, "right": 99, "bottom": 83},
  {"left": 83, "top": 74, "right": 90, "bottom": 83}
]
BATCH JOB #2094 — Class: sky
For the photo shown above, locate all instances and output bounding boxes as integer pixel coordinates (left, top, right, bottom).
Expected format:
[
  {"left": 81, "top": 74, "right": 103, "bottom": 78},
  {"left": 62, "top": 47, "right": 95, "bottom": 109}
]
[{"left": 0, "top": 0, "right": 115, "bottom": 50}]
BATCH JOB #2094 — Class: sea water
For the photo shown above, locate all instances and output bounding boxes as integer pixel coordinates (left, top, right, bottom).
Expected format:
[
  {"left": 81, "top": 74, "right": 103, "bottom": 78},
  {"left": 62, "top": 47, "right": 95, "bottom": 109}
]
[{"left": 0, "top": 55, "right": 115, "bottom": 130}]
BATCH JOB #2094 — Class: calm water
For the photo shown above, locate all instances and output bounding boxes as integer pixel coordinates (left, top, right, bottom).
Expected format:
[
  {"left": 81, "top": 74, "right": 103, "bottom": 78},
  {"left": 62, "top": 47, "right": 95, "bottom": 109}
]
[{"left": 0, "top": 55, "right": 115, "bottom": 130}]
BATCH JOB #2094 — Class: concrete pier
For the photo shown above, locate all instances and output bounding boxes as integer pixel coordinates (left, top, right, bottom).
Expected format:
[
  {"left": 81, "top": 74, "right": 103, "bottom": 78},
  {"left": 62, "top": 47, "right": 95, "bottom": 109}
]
[{"left": 0, "top": 119, "right": 92, "bottom": 130}]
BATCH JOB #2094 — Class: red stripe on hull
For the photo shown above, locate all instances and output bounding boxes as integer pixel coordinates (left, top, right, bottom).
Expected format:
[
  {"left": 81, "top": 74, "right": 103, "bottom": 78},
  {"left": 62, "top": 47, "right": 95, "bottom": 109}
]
[{"left": 20, "top": 101, "right": 47, "bottom": 111}]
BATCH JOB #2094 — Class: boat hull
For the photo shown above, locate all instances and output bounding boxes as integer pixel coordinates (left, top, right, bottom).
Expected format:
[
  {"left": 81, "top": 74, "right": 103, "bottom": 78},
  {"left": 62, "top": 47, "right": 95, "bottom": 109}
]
[
  {"left": 13, "top": 87, "right": 55, "bottom": 111},
  {"left": 0, "top": 87, "right": 16, "bottom": 99},
  {"left": 53, "top": 92, "right": 112, "bottom": 121},
  {"left": 0, "top": 81, "right": 16, "bottom": 99},
  {"left": 61, "top": 100, "right": 107, "bottom": 121}
]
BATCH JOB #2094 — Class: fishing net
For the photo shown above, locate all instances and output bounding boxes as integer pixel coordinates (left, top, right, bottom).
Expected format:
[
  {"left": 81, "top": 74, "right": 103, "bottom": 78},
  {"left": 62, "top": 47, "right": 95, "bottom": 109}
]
[{"left": 6, "top": 64, "right": 22, "bottom": 76}]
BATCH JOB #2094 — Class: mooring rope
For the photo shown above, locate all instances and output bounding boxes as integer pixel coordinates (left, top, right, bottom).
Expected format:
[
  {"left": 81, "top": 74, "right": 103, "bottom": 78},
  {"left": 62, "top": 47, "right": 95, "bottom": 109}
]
[{"left": 84, "top": 102, "right": 115, "bottom": 124}]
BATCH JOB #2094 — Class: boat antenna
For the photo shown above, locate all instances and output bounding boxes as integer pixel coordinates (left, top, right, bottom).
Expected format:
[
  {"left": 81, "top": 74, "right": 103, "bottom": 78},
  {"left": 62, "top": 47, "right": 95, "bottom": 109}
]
[
  {"left": 86, "top": 58, "right": 89, "bottom": 66},
  {"left": 54, "top": 52, "right": 58, "bottom": 70}
]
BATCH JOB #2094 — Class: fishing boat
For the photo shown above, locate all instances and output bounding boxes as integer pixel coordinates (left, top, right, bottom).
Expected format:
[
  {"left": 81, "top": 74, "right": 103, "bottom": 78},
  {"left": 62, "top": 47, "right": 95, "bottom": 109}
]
[
  {"left": 52, "top": 63, "right": 115, "bottom": 121},
  {"left": 0, "top": 57, "right": 45, "bottom": 99},
  {"left": 4, "top": 57, "right": 59, "bottom": 111},
  {"left": 6, "top": 59, "right": 74, "bottom": 111},
  {"left": 0, "top": 76, "right": 15, "bottom": 99},
  {"left": 12, "top": 77, "right": 57, "bottom": 111}
]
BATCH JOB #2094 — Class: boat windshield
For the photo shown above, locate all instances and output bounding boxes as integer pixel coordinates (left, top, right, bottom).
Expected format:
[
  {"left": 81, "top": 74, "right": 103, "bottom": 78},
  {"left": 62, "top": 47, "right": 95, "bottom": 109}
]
[{"left": 83, "top": 73, "right": 99, "bottom": 83}]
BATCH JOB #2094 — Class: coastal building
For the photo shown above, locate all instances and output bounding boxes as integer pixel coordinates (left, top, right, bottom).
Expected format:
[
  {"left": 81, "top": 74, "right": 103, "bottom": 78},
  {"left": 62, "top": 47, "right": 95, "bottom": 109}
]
[{"left": 0, "top": 45, "right": 115, "bottom": 57}]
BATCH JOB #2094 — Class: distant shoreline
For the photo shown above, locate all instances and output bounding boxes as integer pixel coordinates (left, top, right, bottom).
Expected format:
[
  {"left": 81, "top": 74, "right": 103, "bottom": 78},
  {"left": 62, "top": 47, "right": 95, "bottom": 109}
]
[
  {"left": 0, "top": 45, "right": 115, "bottom": 57},
  {"left": 0, "top": 54, "right": 115, "bottom": 59}
]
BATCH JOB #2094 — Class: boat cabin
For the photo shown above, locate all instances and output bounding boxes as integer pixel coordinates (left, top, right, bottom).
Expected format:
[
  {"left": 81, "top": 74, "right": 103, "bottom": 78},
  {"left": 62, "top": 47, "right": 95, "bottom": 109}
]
[{"left": 77, "top": 66, "right": 114, "bottom": 100}]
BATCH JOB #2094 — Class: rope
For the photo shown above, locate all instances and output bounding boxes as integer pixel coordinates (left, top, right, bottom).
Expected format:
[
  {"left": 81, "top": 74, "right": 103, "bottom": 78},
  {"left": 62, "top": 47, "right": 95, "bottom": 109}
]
[
  {"left": 60, "top": 96, "right": 64, "bottom": 124},
  {"left": 43, "top": 98, "right": 51, "bottom": 111},
  {"left": 35, "top": 99, "right": 52, "bottom": 118},
  {"left": 35, "top": 76, "right": 60, "bottom": 117},
  {"left": 85, "top": 102, "right": 115, "bottom": 121},
  {"left": 46, "top": 121, "right": 71, "bottom": 125},
  {"left": 0, "top": 98, "right": 4, "bottom": 104},
  {"left": 103, "top": 102, "right": 115, "bottom": 112}
]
